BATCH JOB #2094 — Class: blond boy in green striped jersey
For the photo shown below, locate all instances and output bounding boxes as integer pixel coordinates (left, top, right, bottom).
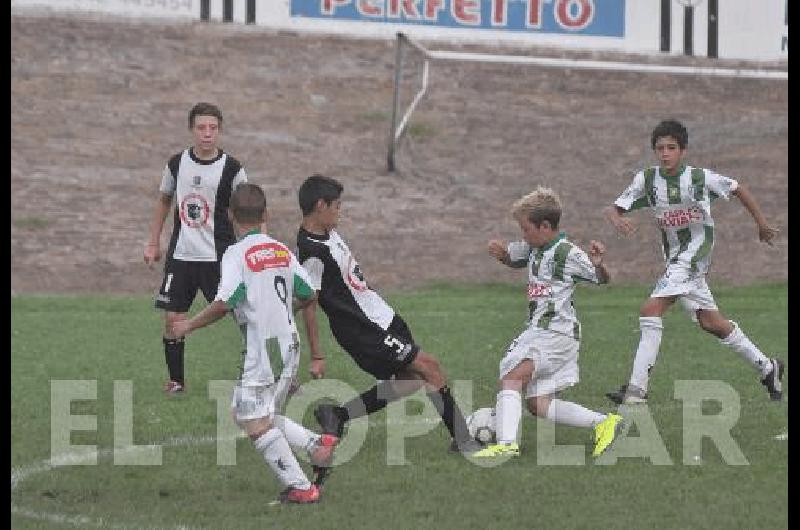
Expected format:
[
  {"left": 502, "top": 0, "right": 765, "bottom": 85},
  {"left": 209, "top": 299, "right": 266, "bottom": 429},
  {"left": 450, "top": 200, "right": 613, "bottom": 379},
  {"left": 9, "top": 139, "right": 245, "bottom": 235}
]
[{"left": 473, "top": 186, "right": 623, "bottom": 459}]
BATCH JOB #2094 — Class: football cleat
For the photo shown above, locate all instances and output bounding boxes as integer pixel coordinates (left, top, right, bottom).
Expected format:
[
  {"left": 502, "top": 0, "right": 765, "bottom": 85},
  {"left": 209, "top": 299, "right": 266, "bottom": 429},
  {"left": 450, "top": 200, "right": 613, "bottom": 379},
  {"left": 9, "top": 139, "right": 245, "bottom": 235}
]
[
  {"left": 448, "top": 438, "right": 486, "bottom": 454},
  {"left": 592, "top": 413, "right": 625, "bottom": 457},
  {"left": 278, "top": 484, "right": 320, "bottom": 504},
  {"left": 605, "top": 384, "right": 648, "bottom": 405},
  {"left": 471, "top": 442, "right": 520, "bottom": 458},
  {"left": 761, "top": 358, "right": 785, "bottom": 401},
  {"left": 314, "top": 404, "right": 348, "bottom": 438},
  {"left": 163, "top": 380, "right": 185, "bottom": 395},
  {"left": 311, "top": 465, "right": 333, "bottom": 489},
  {"left": 454, "top": 438, "right": 486, "bottom": 455}
]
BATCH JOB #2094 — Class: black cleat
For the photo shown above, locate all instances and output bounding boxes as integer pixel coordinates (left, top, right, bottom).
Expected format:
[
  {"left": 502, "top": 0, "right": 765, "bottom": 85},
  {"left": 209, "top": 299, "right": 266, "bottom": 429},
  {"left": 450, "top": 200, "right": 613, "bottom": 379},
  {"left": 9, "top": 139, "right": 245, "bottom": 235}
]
[
  {"left": 448, "top": 438, "right": 485, "bottom": 455},
  {"left": 605, "top": 384, "right": 648, "bottom": 405},
  {"left": 314, "top": 404, "right": 348, "bottom": 438},
  {"left": 761, "top": 358, "right": 785, "bottom": 401},
  {"left": 312, "top": 465, "right": 333, "bottom": 489}
]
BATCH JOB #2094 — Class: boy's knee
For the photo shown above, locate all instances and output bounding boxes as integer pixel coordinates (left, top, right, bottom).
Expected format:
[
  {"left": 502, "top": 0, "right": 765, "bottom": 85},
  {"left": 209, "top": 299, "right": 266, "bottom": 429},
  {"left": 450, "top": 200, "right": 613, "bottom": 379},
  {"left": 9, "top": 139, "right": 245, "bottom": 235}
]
[
  {"left": 696, "top": 311, "right": 732, "bottom": 337},
  {"left": 412, "top": 352, "right": 445, "bottom": 387},
  {"left": 500, "top": 374, "right": 528, "bottom": 393},
  {"left": 526, "top": 397, "right": 549, "bottom": 417},
  {"left": 243, "top": 417, "right": 273, "bottom": 441},
  {"left": 640, "top": 303, "right": 660, "bottom": 317},
  {"left": 415, "top": 352, "right": 441, "bottom": 375},
  {"left": 164, "top": 312, "right": 187, "bottom": 335}
]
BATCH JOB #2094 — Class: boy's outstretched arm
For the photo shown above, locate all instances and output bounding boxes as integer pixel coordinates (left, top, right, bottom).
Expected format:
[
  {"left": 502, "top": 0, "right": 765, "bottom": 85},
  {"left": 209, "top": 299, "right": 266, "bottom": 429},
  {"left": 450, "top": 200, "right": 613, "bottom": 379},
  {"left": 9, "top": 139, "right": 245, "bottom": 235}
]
[
  {"left": 171, "top": 300, "right": 229, "bottom": 338},
  {"left": 732, "top": 184, "right": 780, "bottom": 246},
  {"left": 588, "top": 240, "right": 610, "bottom": 284},
  {"left": 603, "top": 205, "right": 637, "bottom": 237},
  {"left": 488, "top": 239, "right": 512, "bottom": 266},
  {"left": 488, "top": 239, "right": 530, "bottom": 268}
]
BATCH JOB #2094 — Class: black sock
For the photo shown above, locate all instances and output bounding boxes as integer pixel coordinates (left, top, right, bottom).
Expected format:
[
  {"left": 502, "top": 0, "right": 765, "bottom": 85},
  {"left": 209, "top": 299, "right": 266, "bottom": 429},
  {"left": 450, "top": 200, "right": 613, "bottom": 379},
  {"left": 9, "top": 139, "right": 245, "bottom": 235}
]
[
  {"left": 342, "top": 381, "right": 400, "bottom": 420},
  {"left": 426, "top": 385, "right": 471, "bottom": 444},
  {"left": 163, "top": 337, "right": 185, "bottom": 384}
]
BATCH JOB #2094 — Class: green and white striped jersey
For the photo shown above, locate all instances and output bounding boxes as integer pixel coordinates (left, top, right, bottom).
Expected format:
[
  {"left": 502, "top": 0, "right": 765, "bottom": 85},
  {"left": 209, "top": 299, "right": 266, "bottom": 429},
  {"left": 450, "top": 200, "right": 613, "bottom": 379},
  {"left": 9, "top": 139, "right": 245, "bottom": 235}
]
[
  {"left": 614, "top": 165, "right": 739, "bottom": 274},
  {"left": 507, "top": 233, "right": 601, "bottom": 340}
]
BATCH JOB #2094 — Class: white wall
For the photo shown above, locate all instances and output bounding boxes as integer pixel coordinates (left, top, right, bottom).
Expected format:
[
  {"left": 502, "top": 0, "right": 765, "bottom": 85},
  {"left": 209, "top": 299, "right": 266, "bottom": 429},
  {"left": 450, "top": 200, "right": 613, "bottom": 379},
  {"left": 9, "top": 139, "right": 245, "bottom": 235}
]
[
  {"left": 11, "top": 0, "right": 788, "bottom": 62},
  {"left": 11, "top": 0, "right": 199, "bottom": 18},
  {"left": 718, "top": 0, "right": 786, "bottom": 61}
]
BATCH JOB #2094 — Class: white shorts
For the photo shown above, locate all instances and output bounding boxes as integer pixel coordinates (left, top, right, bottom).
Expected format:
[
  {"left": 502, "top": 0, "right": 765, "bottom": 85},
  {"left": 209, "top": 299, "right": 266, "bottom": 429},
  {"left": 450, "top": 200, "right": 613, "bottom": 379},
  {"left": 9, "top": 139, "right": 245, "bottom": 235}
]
[
  {"left": 651, "top": 263, "right": 718, "bottom": 319},
  {"left": 232, "top": 333, "right": 300, "bottom": 422},
  {"left": 499, "top": 327, "right": 580, "bottom": 399},
  {"left": 231, "top": 384, "right": 276, "bottom": 422},
  {"left": 231, "top": 375, "right": 294, "bottom": 423}
]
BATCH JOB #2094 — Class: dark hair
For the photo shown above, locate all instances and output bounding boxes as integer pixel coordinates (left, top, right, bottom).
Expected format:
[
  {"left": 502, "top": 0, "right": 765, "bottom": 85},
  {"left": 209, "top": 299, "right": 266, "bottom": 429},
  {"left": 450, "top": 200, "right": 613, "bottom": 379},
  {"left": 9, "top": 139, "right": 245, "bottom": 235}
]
[
  {"left": 188, "top": 102, "right": 223, "bottom": 129},
  {"left": 651, "top": 119, "right": 688, "bottom": 150},
  {"left": 230, "top": 183, "right": 266, "bottom": 224},
  {"left": 298, "top": 174, "right": 343, "bottom": 216}
]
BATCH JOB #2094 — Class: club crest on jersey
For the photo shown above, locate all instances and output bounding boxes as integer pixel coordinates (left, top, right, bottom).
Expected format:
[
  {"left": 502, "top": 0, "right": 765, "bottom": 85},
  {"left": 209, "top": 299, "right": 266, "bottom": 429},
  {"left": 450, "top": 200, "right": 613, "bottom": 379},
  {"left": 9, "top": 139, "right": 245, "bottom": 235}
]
[
  {"left": 179, "top": 193, "right": 210, "bottom": 228},
  {"left": 528, "top": 282, "right": 552, "bottom": 299},
  {"left": 656, "top": 206, "right": 704, "bottom": 228},
  {"left": 346, "top": 257, "right": 368, "bottom": 292},
  {"left": 192, "top": 175, "right": 202, "bottom": 187},
  {"left": 245, "top": 243, "right": 291, "bottom": 272}
]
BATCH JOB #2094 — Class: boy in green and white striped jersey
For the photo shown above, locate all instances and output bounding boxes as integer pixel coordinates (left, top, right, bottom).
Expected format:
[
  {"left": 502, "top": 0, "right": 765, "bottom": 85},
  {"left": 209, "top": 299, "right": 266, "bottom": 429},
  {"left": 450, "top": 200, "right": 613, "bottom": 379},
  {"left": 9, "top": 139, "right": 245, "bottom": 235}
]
[
  {"left": 473, "top": 186, "right": 623, "bottom": 459},
  {"left": 604, "top": 119, "right": 783, "bottom": 405}
]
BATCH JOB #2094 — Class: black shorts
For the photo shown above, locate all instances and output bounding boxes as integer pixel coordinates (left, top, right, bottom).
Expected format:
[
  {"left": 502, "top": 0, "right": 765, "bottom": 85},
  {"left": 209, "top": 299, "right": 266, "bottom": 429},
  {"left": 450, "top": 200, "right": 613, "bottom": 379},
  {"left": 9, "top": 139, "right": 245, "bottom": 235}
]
[
  {"left": 331, "top": 315, "right": 420, "bottom": 380},
  {"left": 154, "top": 259, "right": 220, "bottom": 313}
]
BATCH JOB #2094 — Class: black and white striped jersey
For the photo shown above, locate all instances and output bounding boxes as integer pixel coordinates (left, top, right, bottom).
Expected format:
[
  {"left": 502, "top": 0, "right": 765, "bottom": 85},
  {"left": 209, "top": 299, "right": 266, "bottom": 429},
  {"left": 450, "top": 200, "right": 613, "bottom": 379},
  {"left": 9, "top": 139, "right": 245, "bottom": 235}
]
[
  {"left": 297, "top": 227, "right": 395, "bottom": 338},
  {"left": 160, "top": 148, "right": 247, "bottom": 262}
]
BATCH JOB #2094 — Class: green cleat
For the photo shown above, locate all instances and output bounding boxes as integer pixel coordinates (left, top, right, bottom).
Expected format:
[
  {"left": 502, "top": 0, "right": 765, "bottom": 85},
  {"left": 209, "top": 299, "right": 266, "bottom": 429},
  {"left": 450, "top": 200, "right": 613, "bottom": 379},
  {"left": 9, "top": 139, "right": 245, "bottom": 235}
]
[
  {"left": 472, "top": 442, "right": 520, "bottom": 458},
  {"left": 592, "top": 413, "right": 624, "bottom": 457}
]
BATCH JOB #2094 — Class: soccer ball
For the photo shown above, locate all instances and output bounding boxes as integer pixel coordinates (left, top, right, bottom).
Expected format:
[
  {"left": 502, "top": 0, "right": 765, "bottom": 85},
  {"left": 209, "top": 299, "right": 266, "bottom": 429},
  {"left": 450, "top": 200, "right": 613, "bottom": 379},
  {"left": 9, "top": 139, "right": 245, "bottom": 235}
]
[{"left": 466, "top": 407, "right": 497, "bottom": 444}]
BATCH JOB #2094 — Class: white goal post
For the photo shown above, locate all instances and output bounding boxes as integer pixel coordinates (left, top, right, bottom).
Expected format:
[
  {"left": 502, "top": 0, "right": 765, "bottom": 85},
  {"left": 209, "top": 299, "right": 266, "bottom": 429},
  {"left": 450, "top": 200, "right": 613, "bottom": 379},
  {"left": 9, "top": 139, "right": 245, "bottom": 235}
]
[{"left": 386, "top": 32, "right": 787, "bottom": 172}]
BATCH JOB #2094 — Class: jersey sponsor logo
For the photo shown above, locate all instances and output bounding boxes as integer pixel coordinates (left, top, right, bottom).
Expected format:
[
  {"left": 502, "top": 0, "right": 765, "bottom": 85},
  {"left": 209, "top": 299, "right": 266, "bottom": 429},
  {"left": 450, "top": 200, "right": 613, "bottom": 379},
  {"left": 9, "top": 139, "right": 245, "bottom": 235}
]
[
  {"left": 527, "top": 282, "right": 552, "bottom": 299},
  {"left": 179, "top": 193, "right": 210, "bottom": 228},
  {"left": 656, "top": 206, "right": 704, "bottom": 228},
  {"left": 245, "top": 243, "right": 291, "bottom": 272}
]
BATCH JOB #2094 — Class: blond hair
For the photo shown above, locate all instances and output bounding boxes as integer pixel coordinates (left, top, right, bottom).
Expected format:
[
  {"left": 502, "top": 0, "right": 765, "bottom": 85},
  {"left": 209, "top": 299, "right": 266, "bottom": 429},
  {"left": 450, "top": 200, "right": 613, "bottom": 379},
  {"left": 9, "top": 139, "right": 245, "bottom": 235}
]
[{"left": 511, "top": 186, "right": 562, "bottom": 228}]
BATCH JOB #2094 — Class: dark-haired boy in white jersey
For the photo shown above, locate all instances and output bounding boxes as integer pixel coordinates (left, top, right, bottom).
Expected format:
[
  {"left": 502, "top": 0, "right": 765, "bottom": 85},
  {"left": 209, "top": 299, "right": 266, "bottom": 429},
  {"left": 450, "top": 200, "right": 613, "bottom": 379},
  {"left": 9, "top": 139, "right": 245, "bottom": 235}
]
[
  {"left": 144, "top": 102, "right": 247, "bottom": 394},
  {"left": 296, "top": 174, "right": 482, "bottom": 460}
]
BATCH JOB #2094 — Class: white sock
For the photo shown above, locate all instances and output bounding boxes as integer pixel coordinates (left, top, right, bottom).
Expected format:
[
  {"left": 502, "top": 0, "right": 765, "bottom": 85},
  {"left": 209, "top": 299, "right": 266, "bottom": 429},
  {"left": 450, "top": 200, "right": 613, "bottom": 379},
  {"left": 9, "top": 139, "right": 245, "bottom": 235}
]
[
  {"left": 720, "top": 321, "right": 771, "bottom": 377},
  {"left": 273, "top": 415, "right": 319, "bottom": 454},
  {"left": 253, "top": 428, "right": 311, "bottom": 490},
  {"left": 495, "top": 389, "right": 522, "bottom": 445},
  {"left": 629, "top": 316, "right": 663, "bottom": 392},
  {"left": 545, "top": 399, "right": 606, "bottom": 429}
]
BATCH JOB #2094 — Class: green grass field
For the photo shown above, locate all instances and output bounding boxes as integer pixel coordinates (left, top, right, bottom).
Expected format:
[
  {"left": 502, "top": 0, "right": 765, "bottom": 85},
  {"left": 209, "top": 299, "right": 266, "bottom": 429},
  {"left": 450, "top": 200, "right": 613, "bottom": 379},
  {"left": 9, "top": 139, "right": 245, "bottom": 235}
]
[{"left": 11, "top": 283, "right": 787, "bottom": 529}]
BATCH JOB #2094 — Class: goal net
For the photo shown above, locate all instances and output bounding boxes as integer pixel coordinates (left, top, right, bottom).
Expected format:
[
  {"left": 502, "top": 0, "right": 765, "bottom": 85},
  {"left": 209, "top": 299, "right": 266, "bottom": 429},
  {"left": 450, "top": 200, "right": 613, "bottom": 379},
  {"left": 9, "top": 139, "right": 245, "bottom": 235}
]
[{"left": 386, "top": 32, "right": 787, "bottom": 172}]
